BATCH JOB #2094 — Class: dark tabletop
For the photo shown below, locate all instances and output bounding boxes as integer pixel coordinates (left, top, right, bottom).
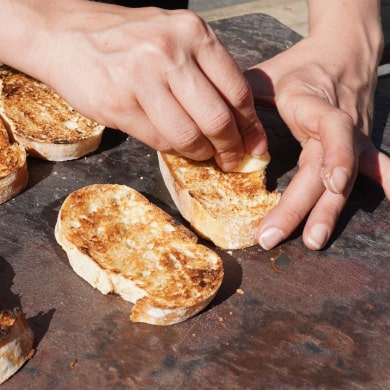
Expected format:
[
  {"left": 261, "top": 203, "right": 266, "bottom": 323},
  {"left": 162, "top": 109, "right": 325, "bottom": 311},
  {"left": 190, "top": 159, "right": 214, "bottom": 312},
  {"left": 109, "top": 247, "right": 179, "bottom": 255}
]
[{"left": 1, "top": 14, "right": 389, "bottom": 390}]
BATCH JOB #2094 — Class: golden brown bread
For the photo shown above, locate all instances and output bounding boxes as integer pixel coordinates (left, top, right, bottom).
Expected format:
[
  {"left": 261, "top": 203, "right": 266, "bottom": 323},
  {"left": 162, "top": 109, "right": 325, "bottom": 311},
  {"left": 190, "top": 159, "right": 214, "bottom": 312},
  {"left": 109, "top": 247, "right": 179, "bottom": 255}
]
[
  {"left": 55, "top": 184, "right": 224, "bottom": 326},
  {"left": 0, "top": 65, "right": 105, "bottom": 161},
  {"left": 158, "top": 152, "right": 280, "bottom": 249},
  {"left": 0, "top": 118, "right": 27, "bottom": 204},
  {"left": 0, "top": 308, "right": 34, "bottom": 384}
]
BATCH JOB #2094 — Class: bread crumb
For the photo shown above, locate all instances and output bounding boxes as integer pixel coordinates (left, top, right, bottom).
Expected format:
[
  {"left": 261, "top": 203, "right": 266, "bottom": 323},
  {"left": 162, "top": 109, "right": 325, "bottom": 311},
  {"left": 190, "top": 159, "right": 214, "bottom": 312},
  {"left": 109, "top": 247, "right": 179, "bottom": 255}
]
[
  {"left": 70, "top": 359, "right": 78, "bottom": 368},
  {"left": 236, "top": 288, "right": 244, "bottom": 295},
  {"left": 218, "top": 316, "right": 224, "bottom": 322}
]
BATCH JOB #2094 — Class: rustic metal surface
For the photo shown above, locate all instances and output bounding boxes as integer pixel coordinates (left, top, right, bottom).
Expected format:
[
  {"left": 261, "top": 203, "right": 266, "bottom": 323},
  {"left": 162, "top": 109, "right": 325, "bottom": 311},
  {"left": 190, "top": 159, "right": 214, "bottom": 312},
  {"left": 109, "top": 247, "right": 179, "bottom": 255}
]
[{"left": 0, "top": 14, "right": 389, "bottom": 389}]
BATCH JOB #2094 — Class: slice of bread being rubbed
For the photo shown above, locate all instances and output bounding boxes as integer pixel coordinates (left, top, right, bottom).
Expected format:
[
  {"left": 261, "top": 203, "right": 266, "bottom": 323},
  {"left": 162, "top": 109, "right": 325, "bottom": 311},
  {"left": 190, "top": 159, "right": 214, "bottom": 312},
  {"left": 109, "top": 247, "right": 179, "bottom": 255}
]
[
  {"left": 0, "top": 65, "right": 105, "bottom": 161},
  {"left": 0, "top": 118, "right": 27, "bottom": 204},
  {"left": 0, "top": 308, "right": 34, "bottom": 384},
  {"left": 158, "top": 152, "right": 280, "bottom": 250},
  {"left": 55, "top": 184, "right": 224, "bottom": 326}
]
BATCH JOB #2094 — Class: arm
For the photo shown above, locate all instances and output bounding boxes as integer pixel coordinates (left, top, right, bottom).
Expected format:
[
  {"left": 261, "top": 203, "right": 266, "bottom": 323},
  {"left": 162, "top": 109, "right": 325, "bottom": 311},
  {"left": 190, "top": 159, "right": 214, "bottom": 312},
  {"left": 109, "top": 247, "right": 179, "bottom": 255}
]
[
  {"left": 246, "top": 0, "right": 389, "bottom": 250},
  {"left": 0, "top": 0, "right": 267, "bottom": 171}
]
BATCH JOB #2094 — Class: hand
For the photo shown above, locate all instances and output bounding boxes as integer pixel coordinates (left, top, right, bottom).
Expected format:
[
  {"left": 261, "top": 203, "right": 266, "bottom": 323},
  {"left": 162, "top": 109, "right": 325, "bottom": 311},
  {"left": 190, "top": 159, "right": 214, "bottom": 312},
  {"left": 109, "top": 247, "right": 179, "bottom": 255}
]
[
  {"left": 245, "top": 32, "right": 390, "bottom": 250},
  {"left": 2, "top": 0, "right": 266, "bottom": 171}
]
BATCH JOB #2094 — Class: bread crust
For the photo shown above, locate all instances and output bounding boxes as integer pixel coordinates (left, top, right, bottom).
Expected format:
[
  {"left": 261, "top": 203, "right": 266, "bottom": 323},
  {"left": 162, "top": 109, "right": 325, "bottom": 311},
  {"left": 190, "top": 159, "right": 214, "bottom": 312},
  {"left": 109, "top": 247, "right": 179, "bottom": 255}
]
[
  {"left": 0, "top": 309, "right": 34, "bottom": 385},
  {"left": 0, "top": 118, "right": 28, "bottom": 204},
  {"left": 0, "top": 65, "right": 105, "bottom": 161},
  {"left": 158, "top": 152, "right": 280, "bottom": 249},
  {"left": 55, "top": 184, "right": 224, "bottom": 326}
]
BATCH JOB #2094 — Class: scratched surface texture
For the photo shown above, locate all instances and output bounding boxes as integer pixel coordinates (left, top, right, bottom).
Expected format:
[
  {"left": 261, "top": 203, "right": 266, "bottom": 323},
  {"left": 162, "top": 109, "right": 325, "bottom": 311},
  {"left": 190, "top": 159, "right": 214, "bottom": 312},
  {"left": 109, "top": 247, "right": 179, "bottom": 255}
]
[{"left": 1, "top": 14, "right": 389, "bottom": 390}]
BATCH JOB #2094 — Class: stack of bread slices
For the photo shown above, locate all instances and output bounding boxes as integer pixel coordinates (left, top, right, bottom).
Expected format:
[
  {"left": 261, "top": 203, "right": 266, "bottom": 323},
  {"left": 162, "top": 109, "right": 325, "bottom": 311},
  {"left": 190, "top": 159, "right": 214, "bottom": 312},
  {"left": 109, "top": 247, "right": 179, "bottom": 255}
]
[
  {"left": 0, "top": 64, "right": 105, "bottom": 204},
  {"left": 0, "top": 65, "right": 104, "bottom": 383}
]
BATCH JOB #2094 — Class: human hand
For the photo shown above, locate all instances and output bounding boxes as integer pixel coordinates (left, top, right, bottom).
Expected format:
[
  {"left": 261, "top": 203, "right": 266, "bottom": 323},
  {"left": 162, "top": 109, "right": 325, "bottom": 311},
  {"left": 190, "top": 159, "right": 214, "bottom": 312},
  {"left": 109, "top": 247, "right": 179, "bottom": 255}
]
[
  {"left": 245, "top": 32, "right": 389, "bottom": 250},
  {"left": 6, "top": 0, "right": 266, "bottom": 171}
]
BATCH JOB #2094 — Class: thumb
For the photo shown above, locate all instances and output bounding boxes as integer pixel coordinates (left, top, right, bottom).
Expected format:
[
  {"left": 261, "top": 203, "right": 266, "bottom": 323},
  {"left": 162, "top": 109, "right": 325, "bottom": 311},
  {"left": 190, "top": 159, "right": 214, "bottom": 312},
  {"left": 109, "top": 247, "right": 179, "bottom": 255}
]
[{"left": 359, "top": 145, "right": 390, "bottom": 200}]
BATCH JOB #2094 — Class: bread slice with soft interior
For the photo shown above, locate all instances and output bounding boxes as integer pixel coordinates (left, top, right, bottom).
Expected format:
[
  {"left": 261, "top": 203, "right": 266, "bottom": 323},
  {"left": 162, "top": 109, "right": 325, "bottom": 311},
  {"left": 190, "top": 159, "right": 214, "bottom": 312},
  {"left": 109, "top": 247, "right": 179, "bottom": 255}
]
[
  {"left": 0, "top": 118, "right": 27, "bottom": 204},
  {"left": 55, "top": 184, "right": 224, "bottom": 326},
  {"left": 0, "top": 308, "right": 34, "bottom": 385},
  {"left": 158, "top": 152, "right": 280, "bottom": 250},
  {"left": 0, "top": 65, "right": 105, "bottom": 161}
]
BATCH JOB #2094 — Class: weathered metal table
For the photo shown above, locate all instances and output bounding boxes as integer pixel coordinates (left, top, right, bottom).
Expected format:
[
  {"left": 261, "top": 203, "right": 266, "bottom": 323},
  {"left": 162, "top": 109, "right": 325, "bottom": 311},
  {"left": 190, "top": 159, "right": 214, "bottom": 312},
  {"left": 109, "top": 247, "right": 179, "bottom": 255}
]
[{"left": 1, "top": 14, "right": 389, "bottom": 389}]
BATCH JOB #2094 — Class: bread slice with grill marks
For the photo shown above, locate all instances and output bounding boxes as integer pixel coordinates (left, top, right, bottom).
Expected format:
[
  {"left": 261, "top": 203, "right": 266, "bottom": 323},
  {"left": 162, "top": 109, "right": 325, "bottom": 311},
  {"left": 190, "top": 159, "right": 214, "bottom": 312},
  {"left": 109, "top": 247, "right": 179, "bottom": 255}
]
[
  {"left": 0, "top": 118, "right": 27, "bottom": 204},
  {"left": 158, "top": 152, "right": 280, "bottom": 250},
  {"left": 0, "top": 65, "right": 105, "bottom": 161},
  {"left": 0, "top": 308, "right": 34, "bottom": 384},
  {"left": 55, "top": 184, "right": 224, "bottom": 326}
]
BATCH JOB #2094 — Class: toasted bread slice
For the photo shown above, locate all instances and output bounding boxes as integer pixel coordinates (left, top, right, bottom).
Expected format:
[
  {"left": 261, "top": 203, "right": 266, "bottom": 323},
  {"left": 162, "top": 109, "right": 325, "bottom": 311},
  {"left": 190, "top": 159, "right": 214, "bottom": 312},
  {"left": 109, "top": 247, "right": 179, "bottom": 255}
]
[
  {"left": 0, "top": 65, "right": 105, "bottom": 161},
  {"left": 0, "top": 118, "right": 27, "bottom": 204},
  {"left": 0, "top": 308, "right": 34, "bottom": 384},
  {"left": 158, "top": 152, "right": 280, "bottom": 250},
  {"left": 55, "top": 184, "right": 224, "bottom": 326}
]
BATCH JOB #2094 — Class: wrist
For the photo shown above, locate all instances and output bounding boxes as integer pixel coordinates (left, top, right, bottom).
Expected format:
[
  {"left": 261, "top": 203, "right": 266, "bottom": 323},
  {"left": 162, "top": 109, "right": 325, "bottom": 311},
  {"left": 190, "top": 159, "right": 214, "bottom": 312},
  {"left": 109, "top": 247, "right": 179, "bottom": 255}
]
[{"left": 307, "top": 0, "right": 383, "bottom": 66}]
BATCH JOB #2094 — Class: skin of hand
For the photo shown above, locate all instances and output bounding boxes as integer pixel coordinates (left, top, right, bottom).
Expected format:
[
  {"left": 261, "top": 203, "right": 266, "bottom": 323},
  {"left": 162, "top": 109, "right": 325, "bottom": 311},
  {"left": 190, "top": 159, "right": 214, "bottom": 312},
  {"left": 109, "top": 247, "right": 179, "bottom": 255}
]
[
  {"left": 245, "top": 0, "right": 389, "bottom": 250},
  {"left": 0, "top": 0, "right": 267, "bottom": 171}
]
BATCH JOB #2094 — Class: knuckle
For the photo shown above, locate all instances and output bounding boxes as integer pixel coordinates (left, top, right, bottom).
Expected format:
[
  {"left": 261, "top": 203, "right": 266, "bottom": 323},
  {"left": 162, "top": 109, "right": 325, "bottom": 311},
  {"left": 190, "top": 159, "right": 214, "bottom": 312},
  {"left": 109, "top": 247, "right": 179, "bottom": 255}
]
[
  {"left": 172, "top": 127, "right": 202, "bottom": 152},
  {"left": 232, "top": 80, "right": 253, "bottom": 108},
  {"left": 154, "top": 139, "right": 174, "bottom": 154},
  {"left": 238, "top": 116, "right": 262, "bottom": 138},
  {"left": 281, "top": 207, "right": 307, "bottom": 228},
  {"left": 324, "top": 202, "right": 343, "bottom": 220},
  {"left": 204, "top": 110, "right": 234, "bottom": 138},
  {"left": 175, "top": 10, "right": 209, "bottom": 37},
  {"left": 318, "top": 109, "right": 354, "bottom": 131}
]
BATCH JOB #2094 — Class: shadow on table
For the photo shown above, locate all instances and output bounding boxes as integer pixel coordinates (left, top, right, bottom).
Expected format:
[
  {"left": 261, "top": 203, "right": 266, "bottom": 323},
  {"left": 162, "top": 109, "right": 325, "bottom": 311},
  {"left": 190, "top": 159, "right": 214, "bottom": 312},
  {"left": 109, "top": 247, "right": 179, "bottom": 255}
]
[
  {"left": 0, "top": 256, "right": 20, "bottom": 310},
  {"left": 0, "top": 256, "right": 55, "bottom": 350}
]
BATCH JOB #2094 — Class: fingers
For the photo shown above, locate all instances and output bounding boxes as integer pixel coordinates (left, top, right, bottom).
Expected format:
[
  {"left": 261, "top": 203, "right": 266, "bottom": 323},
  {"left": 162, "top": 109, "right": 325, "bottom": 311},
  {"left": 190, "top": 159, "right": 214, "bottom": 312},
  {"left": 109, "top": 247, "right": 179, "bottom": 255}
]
[
  {"left": 257, "top": 139, "right": 323, "bottom": 250},
  {"left": 166, "top": 62, "right": 244, "bottom": 168},
  {"left": 192, "top": 25, "right": 268, "bottom": 166},
  {"left": 107, "top": 102, "right": 175, "bottom": 153},
  {"left": 257, "top": 139, "right": 350, "bottom": 250},
  {"left": 277, "top": 92, "right": 357, "bottom": 195},
  {"left": 302, "top": 186, "right": 349, "bottom": 250},
  {"left": 136, "top": 49, "right": 267, "bottom": 170}
]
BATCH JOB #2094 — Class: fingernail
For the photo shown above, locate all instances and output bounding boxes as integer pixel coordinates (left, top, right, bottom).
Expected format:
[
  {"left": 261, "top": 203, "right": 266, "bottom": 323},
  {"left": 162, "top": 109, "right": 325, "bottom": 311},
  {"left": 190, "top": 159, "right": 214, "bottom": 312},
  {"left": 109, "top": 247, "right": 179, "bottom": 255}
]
[
  {"left": 258, "top": 228, "right": 284, "bottom": 250},
  {"left": 322, "top": 166, "right": 349, "bottom": 194},
  {"left": 307, "top": 224, "right": 329, "bottom": 250}
]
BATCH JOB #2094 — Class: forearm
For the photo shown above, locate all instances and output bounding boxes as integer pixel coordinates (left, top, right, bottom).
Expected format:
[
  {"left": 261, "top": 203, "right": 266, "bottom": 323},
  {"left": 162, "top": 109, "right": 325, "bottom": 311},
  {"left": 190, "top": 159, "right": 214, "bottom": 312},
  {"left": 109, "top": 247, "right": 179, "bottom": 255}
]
[
  {"left": 307, "top": 0, "right": 383, "bottom": 65},
  {"left": 1, "top": 1, "right": 61, "bottom": 76},
  {"left": 0, "top": 0, "right": 97, "bottom": 82}
]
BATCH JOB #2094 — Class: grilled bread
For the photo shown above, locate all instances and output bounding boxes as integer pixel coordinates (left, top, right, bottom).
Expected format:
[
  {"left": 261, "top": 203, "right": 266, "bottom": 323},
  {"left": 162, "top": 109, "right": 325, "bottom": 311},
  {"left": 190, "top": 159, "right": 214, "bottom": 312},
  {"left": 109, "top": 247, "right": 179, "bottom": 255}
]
[
  {"left": 0, "top": 118, "right": 27, "bottom": 204},
  {"left": 0, "top": 308, "right": 34, "bottom": 384},
  {"left": 55, "top": 184, "right": 224, "bottom": 326},
  {"left": 158, "top": 152, "right": 280, "bottom": 250},
  {"left": 0, "top": 65, "right": 105, "bottom": 161}
]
